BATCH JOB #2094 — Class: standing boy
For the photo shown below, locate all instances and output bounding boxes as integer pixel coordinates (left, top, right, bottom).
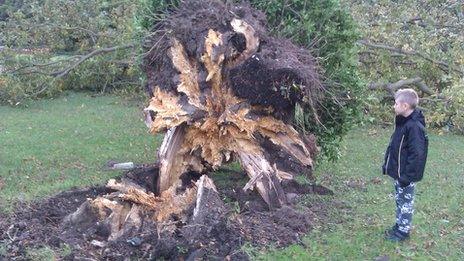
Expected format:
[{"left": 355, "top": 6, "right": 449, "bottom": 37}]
[{"left": 382, "top": 88, "right": 429, "bottom": 242}]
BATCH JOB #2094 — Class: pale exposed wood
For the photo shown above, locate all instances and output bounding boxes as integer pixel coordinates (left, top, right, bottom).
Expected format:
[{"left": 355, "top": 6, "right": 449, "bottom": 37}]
[
  {"left": 237, "top": 152, "right": 287, "bottom": 209},
  {"left": 144, "top": 20, "right": 316, "bottom": 208},
  {"left": 108, "top": 204, "right": 141, "bottom": 241},
  {"left": 144, "top": 89, "right": 190, "bottom": 133},
  {"left": 107, "top": 178, "right": 154, "bottom": 196},
  {"left": 170, "top": 39, "right": 204, "bottom": 109},
  {"left": 158, "top": 125, "right": 187, "bottom": 194},
  {"left": 64, "top": 176, "right": 200, "bottom": 241},
  {"left": 193, "top": 175, "right": 218, "bottom": 219},
  {"left": 228, "top": 19, "right": 259, "bottom": 67},
  {"left": 154, "top": 180, "right": 198, "bottom": 222}
]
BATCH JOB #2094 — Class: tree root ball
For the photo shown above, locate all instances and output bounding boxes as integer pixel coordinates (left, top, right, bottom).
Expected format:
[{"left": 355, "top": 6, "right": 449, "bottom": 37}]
[{"left": 142, "top": 0, "right": 323, "bottom": 209}]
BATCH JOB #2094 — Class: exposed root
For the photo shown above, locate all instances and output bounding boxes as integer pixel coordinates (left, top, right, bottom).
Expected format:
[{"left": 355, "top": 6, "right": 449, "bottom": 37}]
[{"left": 142, "top": 0, "right": 322, "bottom": 208}]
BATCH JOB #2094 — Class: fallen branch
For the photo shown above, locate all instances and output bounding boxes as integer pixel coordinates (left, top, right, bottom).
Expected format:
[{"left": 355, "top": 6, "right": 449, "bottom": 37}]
[
  {"left": 4, "top": 59, "right": 76, "bottom": 75},
  {"left": 50, "top": 44, "right": 135, "bottom": 78},
  {"left": 358, "top": 40, "right": 463, "bottom": 76},
  {"left": 3, "top": 44, "right": 136, "bottom": 100},
  {"left": 368, "top": 77, "right": 433, "bottom": 96},
  {"left": 4, "top": 44, "right": 135, "bottom": 78}
]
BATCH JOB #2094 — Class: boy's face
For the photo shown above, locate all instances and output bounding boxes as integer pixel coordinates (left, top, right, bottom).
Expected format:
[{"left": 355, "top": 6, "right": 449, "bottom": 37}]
[{"left": 394, "top": 99, "right": 410, "bottom": 116}]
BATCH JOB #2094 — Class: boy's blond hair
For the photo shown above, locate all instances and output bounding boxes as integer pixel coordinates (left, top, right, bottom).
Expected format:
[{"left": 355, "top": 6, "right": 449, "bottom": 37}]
[{"left": 395, "top": 88, "right": 419, "bottom": 108}]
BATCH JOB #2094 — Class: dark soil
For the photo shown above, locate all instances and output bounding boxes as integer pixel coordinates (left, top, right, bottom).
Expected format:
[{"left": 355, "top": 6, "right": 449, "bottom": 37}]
[
  {"left": 0, "top": 165, "right": 335, "bottom": 260},
  {"left": 143, "top": 0, "right": 323, "bottom": 122}
]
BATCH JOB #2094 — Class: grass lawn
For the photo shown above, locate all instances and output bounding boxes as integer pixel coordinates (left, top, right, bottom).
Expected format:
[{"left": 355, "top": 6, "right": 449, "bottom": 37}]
[
  {"left": 1, "top": 93, "right": 463, "bottom": 260},
  {"left": 0, "top": 92, "right": 161, "bottom": 213},
  {"left": 258, "top": 126, "right": 464, "bottom": 260}
]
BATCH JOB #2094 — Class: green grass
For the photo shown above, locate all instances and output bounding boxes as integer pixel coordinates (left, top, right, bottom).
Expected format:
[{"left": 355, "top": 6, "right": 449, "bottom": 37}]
[
  {"left": 1, "top": 93, "right": 463, "bottom": 259},
  {"left": 20, "top": 244, "right": 72, "bottom": 261},
  {"left": 257, "top": 127, "right": 464, "bottom": 260},
  {"left": 0, "top": 92, "right": 162, "bottom": 212}
]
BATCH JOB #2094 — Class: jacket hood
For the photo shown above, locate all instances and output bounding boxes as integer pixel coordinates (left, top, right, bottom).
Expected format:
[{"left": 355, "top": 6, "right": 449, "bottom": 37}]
[{"left": 396, "top": 109, "right": 426, "bottom": 126}]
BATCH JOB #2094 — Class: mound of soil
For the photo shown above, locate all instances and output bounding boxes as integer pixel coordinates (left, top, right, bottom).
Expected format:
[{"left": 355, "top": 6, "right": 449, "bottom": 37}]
[{"left": 0, "top": 165, "right": 333, "bottom": 260}]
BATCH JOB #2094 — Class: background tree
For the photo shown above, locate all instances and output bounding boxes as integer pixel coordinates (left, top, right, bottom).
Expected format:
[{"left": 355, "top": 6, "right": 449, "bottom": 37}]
[
  {"left": 345, "top": 0, "right": 464, "bottom": 133},
  {"left": 1, "top": 0, "right": 364, "bottom": 160},
  {"left": 0, "top": 0, "right": 141, "bottom": 104}
]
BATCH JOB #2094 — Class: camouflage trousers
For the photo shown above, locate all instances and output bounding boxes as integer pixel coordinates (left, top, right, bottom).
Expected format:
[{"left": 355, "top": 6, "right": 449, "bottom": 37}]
[{"left": 394, "top": 180, "right": 416, "bottom": 233}]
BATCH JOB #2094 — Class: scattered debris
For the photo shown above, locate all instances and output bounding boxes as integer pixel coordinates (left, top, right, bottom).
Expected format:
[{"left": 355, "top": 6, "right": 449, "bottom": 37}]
[
  {"left": 90, "top": 240, "right": 106, "bottom": 248},
  {"left": 106, "top": 161, "right": 136, "bottom": 170}
]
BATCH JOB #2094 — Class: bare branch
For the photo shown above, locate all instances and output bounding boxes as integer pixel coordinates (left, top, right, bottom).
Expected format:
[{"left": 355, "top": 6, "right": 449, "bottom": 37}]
[
  {"left": 3, "top": 44, "right": 134, "bottom": 78},
  {"left": 1, "top": 44, "right": 136, "bottom": 100}
]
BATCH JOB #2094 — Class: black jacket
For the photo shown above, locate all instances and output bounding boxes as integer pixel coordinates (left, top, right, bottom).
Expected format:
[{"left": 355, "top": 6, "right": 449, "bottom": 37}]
[{"left": 382, "top": 109, "right": 428, "bottom": 186}]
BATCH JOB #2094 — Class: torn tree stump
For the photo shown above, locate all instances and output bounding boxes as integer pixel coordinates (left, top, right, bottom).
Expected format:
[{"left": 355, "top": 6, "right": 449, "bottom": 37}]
[
  {"left": 63, "top": 175, "right": 221, "bottom": 242},
  {"left": 142, "top": 0, "right": 323, "bottom": 209},
  {"left": 157, "top": 124, "right": 204, "bottom": 194}
]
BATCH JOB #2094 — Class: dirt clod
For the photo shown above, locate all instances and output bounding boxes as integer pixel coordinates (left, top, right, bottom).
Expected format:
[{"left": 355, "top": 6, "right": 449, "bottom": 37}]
[{"left": 0, "top": 165, "right": 335, "bottom": 260}]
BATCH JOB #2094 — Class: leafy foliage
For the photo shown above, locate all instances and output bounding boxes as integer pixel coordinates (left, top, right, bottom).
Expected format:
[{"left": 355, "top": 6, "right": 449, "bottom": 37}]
[
  {"left": 0, "top": 0, "right": 142, "bottom": 105},
  {"left": 346, "top": 0, "right": 464, "bottom": 133},
  {"left": 428, "top": 77, "right": 464, "bottom": 134},
  {"left": 134, "top": 0, "right": 181, "bottom": 30},
  {"left": 247, "top": 0, "right": 364, "bottom": 160},
  {"left": 1, "top": 0, "right": 363, "bottom": 160},
  {"left": 0, "top": 0, "right": 26, "bottom": 21}
]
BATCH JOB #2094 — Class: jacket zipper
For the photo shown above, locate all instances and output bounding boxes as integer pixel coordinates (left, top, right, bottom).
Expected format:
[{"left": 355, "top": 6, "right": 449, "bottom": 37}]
[
  {"left": 386, "top": 154, "right": 391, "bottom": 170},
  {"left": 397, "top": 135, "right": 405, "bottom": 178}
]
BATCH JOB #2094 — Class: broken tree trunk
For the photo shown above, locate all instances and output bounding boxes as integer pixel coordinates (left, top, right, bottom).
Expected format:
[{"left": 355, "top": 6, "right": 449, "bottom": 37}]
[
  {"left": 63, "top": 173, "right": 217, "bottom": 242},
  {"left": 143, "top": 0, "right": 322, "bottom": 209}
]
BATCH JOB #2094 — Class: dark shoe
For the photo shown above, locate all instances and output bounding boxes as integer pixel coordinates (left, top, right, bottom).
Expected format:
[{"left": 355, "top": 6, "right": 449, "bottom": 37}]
[
  {"left": 385, "top": 229, "right": 410, "bottom": 242},
  {"left": 384, "top": 224, "right": 398, "bottom": 237}
]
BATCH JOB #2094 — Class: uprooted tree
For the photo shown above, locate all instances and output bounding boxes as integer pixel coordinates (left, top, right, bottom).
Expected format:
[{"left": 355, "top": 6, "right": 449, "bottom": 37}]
[
  {"left": 1, "top": 0, "right": 362, "bottom": 160},
  {"left": 63, "top": 0, "right": 359, "bottom": 231},
  {"left": 0, "top": 0, "right": 362, "bottom": 258},
  {"left": 64, "top": 0, "right": 336, "bottom": 226},
  {"left": 142, "top": 0, "right": 323, "bottom": 209}
]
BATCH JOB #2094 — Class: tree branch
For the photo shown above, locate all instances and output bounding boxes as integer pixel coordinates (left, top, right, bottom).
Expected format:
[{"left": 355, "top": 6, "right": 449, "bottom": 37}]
[
  {"left": 368, "top": 77, "right": 433, "bottom": 96},
  {"left": 50, "top": 44, "right": 135, "bottom": 78},
  {"left": 358, "top": 40, "right": 463, "bottom": 76},
  {"left": 4, "top": 59, "right": 77, "bottom": 75}
]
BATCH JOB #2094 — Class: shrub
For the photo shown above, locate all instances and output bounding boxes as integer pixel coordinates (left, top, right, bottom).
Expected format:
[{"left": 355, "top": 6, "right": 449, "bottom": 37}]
[{"left": 247, "top": 0, "right": 364, "bottom": 160}]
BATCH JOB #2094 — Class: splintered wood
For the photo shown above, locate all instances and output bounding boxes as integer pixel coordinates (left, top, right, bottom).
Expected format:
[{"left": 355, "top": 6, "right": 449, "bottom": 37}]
[
  {"left": 144, "top": 19, "right": 317, "bottom": 209},
  {"left": 64, "top": 176, "right": 202, "bottom": 241}
]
